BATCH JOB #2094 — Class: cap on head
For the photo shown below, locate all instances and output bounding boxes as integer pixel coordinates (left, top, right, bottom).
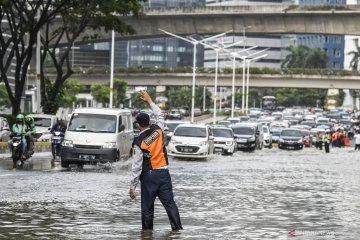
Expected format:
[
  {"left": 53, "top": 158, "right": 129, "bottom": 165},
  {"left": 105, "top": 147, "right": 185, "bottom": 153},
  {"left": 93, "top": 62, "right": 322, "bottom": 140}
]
[{"left": 136, "top": 113, "right": 150, "bottom": 128}]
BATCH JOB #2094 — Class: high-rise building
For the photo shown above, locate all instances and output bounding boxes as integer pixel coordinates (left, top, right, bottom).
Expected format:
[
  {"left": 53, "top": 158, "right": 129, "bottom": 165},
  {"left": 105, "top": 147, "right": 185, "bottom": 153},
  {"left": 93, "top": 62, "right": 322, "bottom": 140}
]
[{"left": 204, "top": 0, "right": 296, "bottom": 69}]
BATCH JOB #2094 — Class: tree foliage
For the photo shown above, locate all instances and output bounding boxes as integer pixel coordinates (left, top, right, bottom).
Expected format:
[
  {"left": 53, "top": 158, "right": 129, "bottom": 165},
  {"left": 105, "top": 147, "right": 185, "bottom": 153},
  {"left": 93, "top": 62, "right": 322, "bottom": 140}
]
[
  {"left": 0, "top": 84, "right": 11, "bottom": 110},
  {"left": 91, "top": 79, "right": 128, "bottom": 107},
  {"left": 0, "top": 0, "right": 144, "bottom": 114},
  {"left": 282, "top": 46, "right": 328, "bottom": 69},
  {"left": 42, "top": 78, "right": 85, "bottom": 114},
  {"left": 165, "top": 86, "right": 212, "bottom": 110},
  {"left": 348, "top": 46, "right": 360, "bottom": 71}
]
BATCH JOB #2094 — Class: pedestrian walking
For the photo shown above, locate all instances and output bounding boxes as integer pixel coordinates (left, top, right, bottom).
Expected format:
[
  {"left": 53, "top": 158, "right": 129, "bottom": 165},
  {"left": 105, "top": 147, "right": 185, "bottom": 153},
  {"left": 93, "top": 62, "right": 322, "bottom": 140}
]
[
  {"left": 323, "top": 130, "right": 331, "bottom": 153},
  {"left": 129, "top": 90, "right": 183, "bottom": 231},
  {"left": 354, "top": 131, "right": 360, "bottom": 150}
]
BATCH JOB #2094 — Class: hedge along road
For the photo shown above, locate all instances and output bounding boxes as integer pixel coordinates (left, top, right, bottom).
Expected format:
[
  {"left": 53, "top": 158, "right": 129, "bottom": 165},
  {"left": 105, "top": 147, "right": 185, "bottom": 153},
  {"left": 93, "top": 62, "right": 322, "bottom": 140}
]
[{"left": 0, "top": 147, "right": 359, "bottom": 239}]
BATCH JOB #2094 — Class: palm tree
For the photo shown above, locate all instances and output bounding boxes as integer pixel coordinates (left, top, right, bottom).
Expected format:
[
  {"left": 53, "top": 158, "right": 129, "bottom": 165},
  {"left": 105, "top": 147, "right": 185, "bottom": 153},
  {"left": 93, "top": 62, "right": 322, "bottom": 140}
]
[
  {"left": 348, "top": 46, "right": 360, "bottom": 71},
  {"left": 282, "top": 46, "right": 327, "bottom": 69}
]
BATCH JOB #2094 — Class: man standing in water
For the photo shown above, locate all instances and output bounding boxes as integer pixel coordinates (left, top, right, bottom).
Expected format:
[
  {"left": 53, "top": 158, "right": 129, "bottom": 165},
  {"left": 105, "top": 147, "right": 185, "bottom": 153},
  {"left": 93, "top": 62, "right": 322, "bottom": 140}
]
[{"left": 129, "top": 90, "right": 183, "bottom": 231}]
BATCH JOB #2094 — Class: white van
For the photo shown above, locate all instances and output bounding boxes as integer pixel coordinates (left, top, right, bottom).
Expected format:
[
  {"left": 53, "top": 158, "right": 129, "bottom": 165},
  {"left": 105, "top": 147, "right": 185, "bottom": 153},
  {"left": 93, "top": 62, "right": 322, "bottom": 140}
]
[{"left": 61, "top": 108, "right": 133, "bottom": 168}]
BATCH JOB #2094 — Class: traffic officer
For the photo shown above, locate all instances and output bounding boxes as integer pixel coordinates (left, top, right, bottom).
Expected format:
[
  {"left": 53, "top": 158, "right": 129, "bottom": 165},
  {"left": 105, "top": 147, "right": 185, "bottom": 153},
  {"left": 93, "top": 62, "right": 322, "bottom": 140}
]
[
  {"left": 129, "top": 90, "right": 182, "bottom": 231},
  {"left": 323, "top": 130, "right": 331, "bottom": 153}
]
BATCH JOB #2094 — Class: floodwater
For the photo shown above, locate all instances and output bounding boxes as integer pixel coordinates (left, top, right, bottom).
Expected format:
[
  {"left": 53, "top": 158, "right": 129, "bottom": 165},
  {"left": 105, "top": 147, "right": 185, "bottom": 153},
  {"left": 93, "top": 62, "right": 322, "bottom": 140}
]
[{"left": 0, "top": 147, "right": 359, "bottom": 239}]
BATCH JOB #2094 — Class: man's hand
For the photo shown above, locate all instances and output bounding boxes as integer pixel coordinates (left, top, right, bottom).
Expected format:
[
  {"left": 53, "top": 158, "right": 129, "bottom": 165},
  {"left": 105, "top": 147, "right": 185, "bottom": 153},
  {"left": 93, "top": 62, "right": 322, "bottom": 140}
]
[
  {"left": 139, "top": 90, "right": 153, "bottom": 104},
  {"left": 129, "top": 188, "right": 136, "bottom": 199}
]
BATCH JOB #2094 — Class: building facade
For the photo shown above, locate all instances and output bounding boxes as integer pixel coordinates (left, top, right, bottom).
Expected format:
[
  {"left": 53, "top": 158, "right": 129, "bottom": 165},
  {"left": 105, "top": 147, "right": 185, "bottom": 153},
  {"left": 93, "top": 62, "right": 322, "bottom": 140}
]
[{"left": 205, "top": 0, "right": 296, "bottom": 69}]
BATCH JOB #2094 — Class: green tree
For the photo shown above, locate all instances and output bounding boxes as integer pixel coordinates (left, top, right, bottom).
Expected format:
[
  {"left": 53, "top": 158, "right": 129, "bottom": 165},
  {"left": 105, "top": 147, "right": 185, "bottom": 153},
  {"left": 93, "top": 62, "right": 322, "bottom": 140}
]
[
  {"left": 0, "top": 84, "right": 11, "bottom": 110},
  {"left": 91, "top": 79, "right": 128, "bottom": 107},
  {"left": 165, "top": 86, "right": 212, "bottom": 110},
  {"left": 39, "top": 0, "right": 144, "bottom": 113},
  {"left": 0, "top": 0, "right": 144, "bottom": 115},
  {"left": 348, "top": 46, "right": 360, "bottom": 71},
  {"left": 282, "top": 45, "right": 328, "bottom": 68}
]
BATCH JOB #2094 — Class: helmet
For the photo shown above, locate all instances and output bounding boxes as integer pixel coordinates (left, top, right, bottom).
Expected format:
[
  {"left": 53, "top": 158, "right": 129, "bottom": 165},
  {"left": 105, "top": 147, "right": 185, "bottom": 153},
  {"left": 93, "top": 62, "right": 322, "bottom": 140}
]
[
  {"left": 25, "top": 115, "right": 33, "bottom": 123},
  {"left": 16, "top": 114, "right": 24, "bottom": 120}
]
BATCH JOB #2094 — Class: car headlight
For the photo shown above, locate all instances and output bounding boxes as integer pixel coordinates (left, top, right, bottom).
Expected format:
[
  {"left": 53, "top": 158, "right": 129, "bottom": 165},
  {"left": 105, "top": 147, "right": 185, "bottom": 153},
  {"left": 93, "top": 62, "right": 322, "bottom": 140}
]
[
  {"left": 170, "top": 140, "right": 182, "bottom": 145},
  {"left": 103, "top": 142, "right": 117, "bottom": 149},
  {"left": 225, "top": 141, "right": 233, "bottom": 146},
  {"left": 297, "top": 139, "right": 303, "bottom": 143},
  {"left": 248, "top": 136, "right": 255, "bottom": 142},
  {"left": 279, "top": 138, "right": 284, "bottom": 143},
  {"left": 199, "top": 141, "right": 208, "bottom": 146},
  {"left": 63, "top": 140, "right": 74, "bottom": 147}
]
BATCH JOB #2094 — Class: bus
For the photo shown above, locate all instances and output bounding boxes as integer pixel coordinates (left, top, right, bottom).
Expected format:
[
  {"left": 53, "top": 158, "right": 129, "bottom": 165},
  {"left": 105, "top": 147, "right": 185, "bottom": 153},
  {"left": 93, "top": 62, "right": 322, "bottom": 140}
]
[{"left": 262, "top": 96, "right": 277, "bottom": 111}]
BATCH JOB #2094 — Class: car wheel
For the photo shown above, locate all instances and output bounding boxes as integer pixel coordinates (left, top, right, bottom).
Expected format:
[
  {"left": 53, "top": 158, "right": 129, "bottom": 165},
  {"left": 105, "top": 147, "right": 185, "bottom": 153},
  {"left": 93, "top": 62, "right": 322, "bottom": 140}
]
[{"left": 61, "top": 161, "right": 69, "bottom": 168}]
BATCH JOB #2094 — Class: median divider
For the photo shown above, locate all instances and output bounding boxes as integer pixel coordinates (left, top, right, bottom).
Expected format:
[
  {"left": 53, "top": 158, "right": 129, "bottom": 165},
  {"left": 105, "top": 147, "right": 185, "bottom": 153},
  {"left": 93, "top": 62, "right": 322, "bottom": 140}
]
[{"left": 0, "top": 141, "right": 52, "bottom": 153}]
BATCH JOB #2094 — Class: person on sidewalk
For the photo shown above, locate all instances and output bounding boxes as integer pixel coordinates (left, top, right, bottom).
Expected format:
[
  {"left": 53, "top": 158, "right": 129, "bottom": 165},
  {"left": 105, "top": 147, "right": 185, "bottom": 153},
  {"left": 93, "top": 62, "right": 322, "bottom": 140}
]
[
  {"left": 354, "top": 131, "right": 360, "bottom": 150},
  {"left": 129, "top": 90, "right": 183, "bottom": 231}
]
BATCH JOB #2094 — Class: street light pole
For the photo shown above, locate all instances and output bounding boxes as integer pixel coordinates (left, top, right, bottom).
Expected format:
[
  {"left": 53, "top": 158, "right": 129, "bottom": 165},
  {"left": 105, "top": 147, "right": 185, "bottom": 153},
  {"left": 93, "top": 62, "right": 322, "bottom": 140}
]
[
  {"left": 198, "top": 39, "right": 243, "bottom": 124},
  {"left": 36, "top": 9, "right": 41, "bottom": 113},
  {"left": 110, "top": 30, "right": 115, "bottom": 108},
  {"left": 245, "top": 54, "right": 268, "bottom": 114},
  {"left": 159, "top": 29, "right": 229, "bottom": 122}
]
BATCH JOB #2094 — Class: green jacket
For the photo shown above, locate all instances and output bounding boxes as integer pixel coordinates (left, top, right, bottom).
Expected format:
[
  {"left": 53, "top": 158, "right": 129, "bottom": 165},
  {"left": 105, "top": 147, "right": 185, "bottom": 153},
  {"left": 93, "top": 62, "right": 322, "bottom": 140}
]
[
  {"left": 11, "top": 123, "right": 27, "bottom": 136},
  {"left": 26, "top": 123, "right": 36, "bottom": 135}
]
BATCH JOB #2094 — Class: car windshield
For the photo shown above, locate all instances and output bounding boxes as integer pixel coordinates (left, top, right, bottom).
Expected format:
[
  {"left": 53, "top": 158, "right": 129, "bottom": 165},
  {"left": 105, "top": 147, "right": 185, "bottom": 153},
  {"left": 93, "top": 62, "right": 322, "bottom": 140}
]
[
  {"left": 212, "top": 129, "right": 233, "bottom": 138},
  {"left": 281, "top": 129, "right": 302, "bottom": 137},
  {"left": 68, "top": 114, "right": 117, "bottom": 133},
  {"left": 340, "top": 120, "right": 351, "bottom": 125},
  {"left": 232, "top": 127, "right": 255, "bottom": 135},
  {"left": 166, "top": 123, "right": 181, "bottom": 132},
  {"left": 218, "top": 121, "right": 230, "bottom": 126},
  {"left": 174, "top": 127, "right": 207, "bottom": 138},
  {"left": 262, "top": 127, "right": 269, "bottom": 133},
  {"left": 229, "top": 119, "right": 239, "bottom": 124},
  {"left": 33, "top": 117, "right": 52, "bottom": 127}
]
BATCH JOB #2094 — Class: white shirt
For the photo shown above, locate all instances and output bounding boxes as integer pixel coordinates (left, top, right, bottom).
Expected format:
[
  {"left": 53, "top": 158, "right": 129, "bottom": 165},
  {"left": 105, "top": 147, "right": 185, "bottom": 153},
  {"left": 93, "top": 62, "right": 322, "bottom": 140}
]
[{"left": 354, "top": 134, "right": 360, "bottom": 145}]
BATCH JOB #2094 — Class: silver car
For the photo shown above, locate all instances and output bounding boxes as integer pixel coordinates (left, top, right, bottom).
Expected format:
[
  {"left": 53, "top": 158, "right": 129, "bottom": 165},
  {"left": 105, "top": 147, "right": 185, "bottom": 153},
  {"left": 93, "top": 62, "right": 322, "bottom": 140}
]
[{"left": 211, "top": 127, "right": 236, "bottom": 155}]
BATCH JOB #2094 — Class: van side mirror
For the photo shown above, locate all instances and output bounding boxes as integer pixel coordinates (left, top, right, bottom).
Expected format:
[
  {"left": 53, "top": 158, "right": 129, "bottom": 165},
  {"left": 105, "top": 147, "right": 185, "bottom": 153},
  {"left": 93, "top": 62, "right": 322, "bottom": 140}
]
[
  {"left": 209, "top": 136, "right": 214, "bottom": 140},
  {"left": 119, "top": 124, "right": 125, "bottom": 132}
]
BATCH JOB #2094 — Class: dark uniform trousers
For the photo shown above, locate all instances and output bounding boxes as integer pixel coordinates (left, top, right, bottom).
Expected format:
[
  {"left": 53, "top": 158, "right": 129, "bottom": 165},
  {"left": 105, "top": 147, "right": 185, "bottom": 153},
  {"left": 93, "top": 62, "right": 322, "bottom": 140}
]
[{"left": 140, "top": 169, "right": 182, "bottom": 230}]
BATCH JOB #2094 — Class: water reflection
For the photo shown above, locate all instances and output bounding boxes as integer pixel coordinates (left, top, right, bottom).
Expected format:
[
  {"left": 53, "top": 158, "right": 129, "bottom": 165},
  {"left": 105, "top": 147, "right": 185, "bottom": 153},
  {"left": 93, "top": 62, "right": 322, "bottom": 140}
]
[{"left": 0, "top": 148, "right": 359, "bottom": 239}]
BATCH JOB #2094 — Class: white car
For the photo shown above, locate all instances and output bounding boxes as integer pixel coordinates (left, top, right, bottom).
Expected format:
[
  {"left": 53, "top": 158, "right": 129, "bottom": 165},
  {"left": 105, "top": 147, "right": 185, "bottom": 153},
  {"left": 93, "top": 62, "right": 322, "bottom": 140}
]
[
  {"left": 211, "top": 126, "right": 236, "bottom": 155},
  {"left": 31, "top": 114, "right": 58, "bottom": 141},
  {"left": 262, "top": 125, "right": 272, "bottom": 148},
  {"left": 167, "top": 124, "right": 214, "bottom": 160}
]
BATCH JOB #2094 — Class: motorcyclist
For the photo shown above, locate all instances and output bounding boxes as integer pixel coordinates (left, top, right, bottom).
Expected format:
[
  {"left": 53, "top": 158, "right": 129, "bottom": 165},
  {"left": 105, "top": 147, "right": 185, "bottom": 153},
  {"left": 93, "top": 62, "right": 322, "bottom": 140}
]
[
  {"left": 50, "top": 120, "right": 65, "bottom": 158},
  {"left": 8, "top": 114, "right": 27, "bottom": 166},
  {"left": 24, "top": 115, "right": 36, "bottom": 153}
]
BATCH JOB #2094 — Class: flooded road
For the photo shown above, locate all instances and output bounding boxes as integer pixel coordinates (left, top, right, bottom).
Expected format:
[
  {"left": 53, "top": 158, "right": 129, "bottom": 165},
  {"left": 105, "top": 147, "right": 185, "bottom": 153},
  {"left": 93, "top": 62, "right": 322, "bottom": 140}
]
[{"left": 0, "top": 148, "right": 359, "bottom": 239}]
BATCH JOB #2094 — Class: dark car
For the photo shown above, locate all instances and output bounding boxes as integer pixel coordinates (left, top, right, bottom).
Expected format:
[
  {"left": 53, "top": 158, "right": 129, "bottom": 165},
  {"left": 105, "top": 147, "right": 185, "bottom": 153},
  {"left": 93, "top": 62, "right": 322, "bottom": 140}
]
[{"left": 278, "top": 128, "right": 304, "bottom": 150}]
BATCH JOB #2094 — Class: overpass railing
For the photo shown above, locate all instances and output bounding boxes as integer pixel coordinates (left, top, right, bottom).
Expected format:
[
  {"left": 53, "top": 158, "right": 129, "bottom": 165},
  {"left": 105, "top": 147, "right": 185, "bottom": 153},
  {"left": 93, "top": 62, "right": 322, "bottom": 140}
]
[{"left": 35, "top": 66, "right": 359, "bottom": 77}]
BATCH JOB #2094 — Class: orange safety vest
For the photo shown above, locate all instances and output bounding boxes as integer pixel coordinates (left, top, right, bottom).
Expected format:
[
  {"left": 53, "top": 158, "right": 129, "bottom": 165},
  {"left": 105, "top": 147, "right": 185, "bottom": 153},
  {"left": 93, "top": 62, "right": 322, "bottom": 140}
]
[{"left": 134, "top": 124, "right": 168, "bottom": 172}]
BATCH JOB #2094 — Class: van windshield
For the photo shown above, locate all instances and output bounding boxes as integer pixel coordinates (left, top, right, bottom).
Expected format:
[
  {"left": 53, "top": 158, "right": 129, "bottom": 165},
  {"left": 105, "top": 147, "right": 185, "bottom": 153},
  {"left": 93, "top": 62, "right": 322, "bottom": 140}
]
[{"left": 68, "top": 114, "right": 117, "bottom": 133}]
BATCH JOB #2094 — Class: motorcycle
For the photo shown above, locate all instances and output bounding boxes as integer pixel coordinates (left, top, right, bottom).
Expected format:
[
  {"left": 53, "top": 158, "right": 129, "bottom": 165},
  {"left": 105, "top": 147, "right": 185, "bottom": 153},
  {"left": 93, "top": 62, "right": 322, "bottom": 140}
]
[
  {"left": 51, "top": 130, "right": 64, "bottom": 160},
  {"left": 11, "top": 136, "right": 32, "bottom": 169}
]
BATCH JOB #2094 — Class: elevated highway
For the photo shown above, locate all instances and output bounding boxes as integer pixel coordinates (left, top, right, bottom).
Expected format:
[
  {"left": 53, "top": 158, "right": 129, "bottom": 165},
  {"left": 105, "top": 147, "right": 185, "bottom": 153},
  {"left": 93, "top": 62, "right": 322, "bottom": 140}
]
[
  {"left": 76, "top": 5, "right": 360, "bottom": 43},
  {"left": 43, "top": 73, "right": 360, "bottom": 90}
]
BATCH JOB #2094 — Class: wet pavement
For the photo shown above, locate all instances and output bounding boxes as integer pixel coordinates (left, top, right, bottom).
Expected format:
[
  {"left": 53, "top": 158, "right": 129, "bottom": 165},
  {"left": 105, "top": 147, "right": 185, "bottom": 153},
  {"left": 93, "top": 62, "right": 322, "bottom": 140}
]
[{"left": 0, "top": 147, "right": 359, "bottom": 239}]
